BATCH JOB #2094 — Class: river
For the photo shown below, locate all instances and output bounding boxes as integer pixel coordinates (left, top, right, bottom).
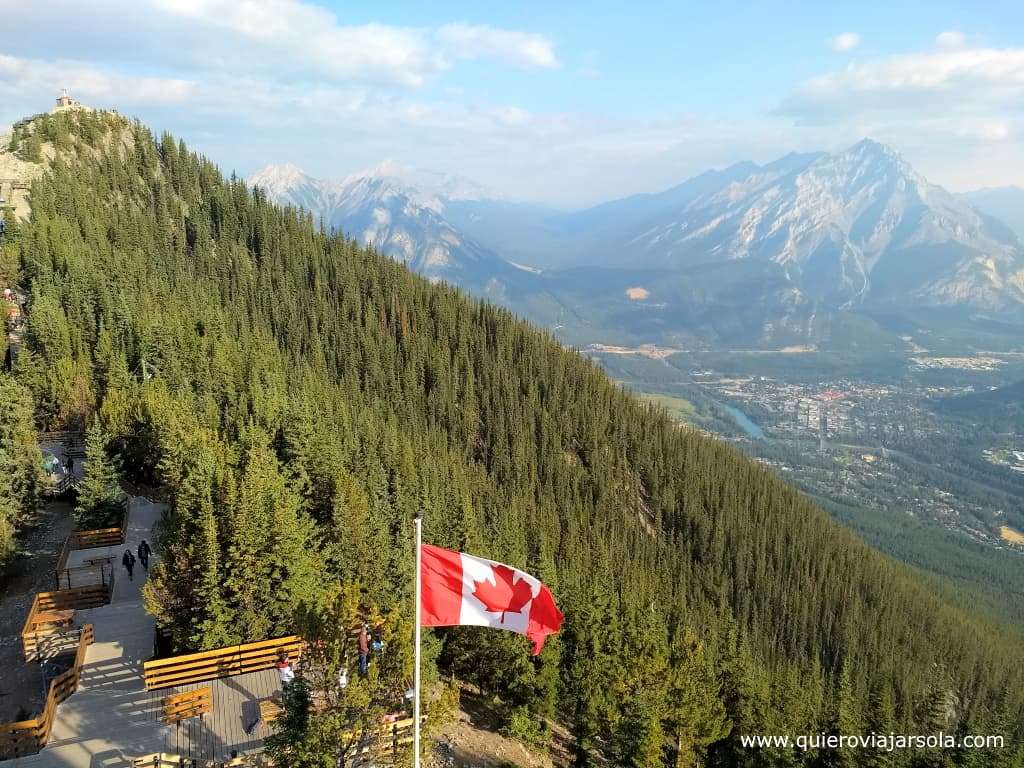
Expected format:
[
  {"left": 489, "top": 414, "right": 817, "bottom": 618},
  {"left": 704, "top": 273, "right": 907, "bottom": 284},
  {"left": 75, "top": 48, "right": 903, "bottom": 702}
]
[{"left": 719, "top": 402, "right": 765, "bottom": 440}]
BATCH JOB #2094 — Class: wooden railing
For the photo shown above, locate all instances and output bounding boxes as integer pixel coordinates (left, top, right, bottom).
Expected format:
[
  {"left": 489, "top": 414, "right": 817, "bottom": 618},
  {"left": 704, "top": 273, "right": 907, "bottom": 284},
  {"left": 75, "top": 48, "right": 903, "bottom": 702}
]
[
  {"left": 351, "top": 716, "right": 421, "bottom": 762},
  {"left": 37, "top": 430, "right": 82, "bottom": 445},
  {"left": 133, "top": 754, "right": 261, "bottom": 767},
  {"left": 21, "top": 585, "right": 111, "bottom": 661},
  {"left": 143, "top": 636, "right": 305, "bottom": 691},
  {"left": 67, "top": 524, "right": 125, "bottom": 550},
  {"left": 129, "top": 717, "right": 420, "bottom": 767},
  {"left": 43, "top": 474, "right": 74, "bottom": 497},
  {"left": 54, "top": 556, "right": 114, "bottom": 591},
  {"left": 54, "top": 494, "right": 130, "bottom": 573},
  {"left": 35, "top": 585, "right": 111, "bottom": 611},
  {"left": 0, "top": 624, "right": 94, "bottom": 759}
]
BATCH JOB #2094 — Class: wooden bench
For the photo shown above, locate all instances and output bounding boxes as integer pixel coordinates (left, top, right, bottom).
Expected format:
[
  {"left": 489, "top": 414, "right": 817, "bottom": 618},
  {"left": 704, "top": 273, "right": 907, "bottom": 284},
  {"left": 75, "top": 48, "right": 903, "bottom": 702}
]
[
  {"left": 258, "top": 698, "right": 283, "bottom": 725},
  {"left": 161, "top": 687, "right": 212, "bottom": 725}
]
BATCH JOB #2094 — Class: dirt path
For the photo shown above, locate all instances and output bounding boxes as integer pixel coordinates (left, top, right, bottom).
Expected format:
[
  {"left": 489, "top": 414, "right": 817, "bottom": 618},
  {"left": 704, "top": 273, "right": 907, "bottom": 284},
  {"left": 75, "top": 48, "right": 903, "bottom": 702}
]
[{"left": 0, "top": 500, "right": 75, "bottom": 722}]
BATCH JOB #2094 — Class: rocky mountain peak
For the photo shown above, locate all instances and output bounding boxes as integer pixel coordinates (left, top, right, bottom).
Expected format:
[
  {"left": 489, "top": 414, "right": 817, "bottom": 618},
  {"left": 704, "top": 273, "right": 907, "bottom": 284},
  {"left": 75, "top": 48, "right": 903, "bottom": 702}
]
[{"left": 249, "top": 162, "right": 313, "bottom": 192}]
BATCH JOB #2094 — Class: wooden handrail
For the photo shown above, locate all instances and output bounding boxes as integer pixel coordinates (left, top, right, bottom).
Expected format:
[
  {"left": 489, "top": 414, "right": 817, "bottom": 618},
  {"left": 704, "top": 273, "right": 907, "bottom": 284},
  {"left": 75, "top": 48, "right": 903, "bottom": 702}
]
[
  {"left": 54, "top": 495, "right": 131, "bottom": 573},
  {"left": 0, "top": 624, "right": 94, "bottom": 759},
  {"left": 21, "top": 586, "right": 110, "bottom": 661},
  {"left": 133, "top": 754, "right": 265, "bottom": 767},
  {"left": 143, "top": 636, "right": 305, "bottom": 690},
  {"left": 44, "top": 474, "right": 73, "bottom": 497}
]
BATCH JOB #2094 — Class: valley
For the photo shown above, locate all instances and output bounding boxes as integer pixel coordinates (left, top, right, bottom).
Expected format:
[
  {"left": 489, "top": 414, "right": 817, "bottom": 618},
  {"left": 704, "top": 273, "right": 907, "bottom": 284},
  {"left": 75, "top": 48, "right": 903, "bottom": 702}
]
[{"left": 594, "top": 342, "right": 1024, "bottom": 623}]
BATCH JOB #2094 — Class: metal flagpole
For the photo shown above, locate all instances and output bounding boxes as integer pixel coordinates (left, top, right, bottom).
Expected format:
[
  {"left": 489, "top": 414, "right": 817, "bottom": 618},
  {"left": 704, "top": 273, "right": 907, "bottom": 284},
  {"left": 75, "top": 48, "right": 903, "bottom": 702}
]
[{"left": 413, "top": 511, "right": 422, "bottom": 768}]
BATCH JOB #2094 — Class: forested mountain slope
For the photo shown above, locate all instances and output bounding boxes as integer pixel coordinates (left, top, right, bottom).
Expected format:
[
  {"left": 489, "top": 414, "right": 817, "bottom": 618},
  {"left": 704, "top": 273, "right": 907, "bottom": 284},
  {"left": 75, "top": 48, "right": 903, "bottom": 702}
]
[{"left": 4, "top": 108, "right": 1023, "bottom": 766}]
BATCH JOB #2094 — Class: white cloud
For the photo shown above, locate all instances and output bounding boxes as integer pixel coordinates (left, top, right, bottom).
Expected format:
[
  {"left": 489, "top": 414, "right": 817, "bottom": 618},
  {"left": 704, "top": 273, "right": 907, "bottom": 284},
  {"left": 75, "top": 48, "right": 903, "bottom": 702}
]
[
  {"left": 782, "top": 45, "right": 1024, "bottom": 121},
  {"left": 936, "top": 30, "right": 967, "bottom": 51},
  {"left": 0, "top": 0, "right": 559, "bottom": 89},
  {"left": 436, "top": 24, "right": 559, "bottom": 70},
  {"left": 0, "top": 53, "right": 195, "bottom": 105},
  {"left": 151, "top": 0, "right": 436, "bottom": 86},
  {"left": 829, "top": 32, "right": 861, "bottom": 52},
  {"left": 149, "top": 0, "right": 557, "bottom": 86},
  {"left": 2, "top": 4, "right": 1021, "bottom": 203},
  {"left": 775, "top": 35, "right": 1024, "bottom": 192}
]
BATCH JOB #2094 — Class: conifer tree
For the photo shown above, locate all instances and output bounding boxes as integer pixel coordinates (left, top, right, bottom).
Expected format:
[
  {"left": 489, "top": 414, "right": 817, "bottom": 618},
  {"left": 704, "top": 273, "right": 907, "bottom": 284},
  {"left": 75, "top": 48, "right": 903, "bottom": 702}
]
[
  {"left": 23, "top": 132, "right": 42, "bottom": 163},
  {"left": 711, "top": 631, "right": 773, "bottom": 767},
  {"left": 222, "top": 438, "right": 318, "bottom": 641},
  {"left": 666, "top": 630, "right": 730, "bottom": 767},
  {"left": 75, "top": 418, "right": 121, "bottom": 527},
  {"left": 821, "top": 660, "right": 863, "bottom": 768},
  {"left": 863, "top": 680, "right": 897, "bottom": 768},
  {"left": 265, "top": 585, "right": 440, "bottom": 767}
]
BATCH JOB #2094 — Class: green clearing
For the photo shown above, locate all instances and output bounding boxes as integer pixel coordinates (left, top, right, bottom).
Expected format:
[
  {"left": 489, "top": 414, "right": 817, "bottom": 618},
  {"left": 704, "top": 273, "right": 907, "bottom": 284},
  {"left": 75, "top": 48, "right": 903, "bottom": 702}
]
[{"left": 636, "top": 391, "right": 697, "bottom": 422}]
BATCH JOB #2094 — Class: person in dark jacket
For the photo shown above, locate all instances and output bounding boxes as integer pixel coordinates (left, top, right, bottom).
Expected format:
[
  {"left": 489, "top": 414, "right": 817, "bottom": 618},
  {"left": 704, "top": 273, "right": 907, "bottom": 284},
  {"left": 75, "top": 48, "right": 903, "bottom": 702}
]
[
  {"left": 358, "top": 623, "right": 370, "bottom": 676},
  {"left": 138, "top": 539, "right": 152, "bottom": 570},
  {"left": 122, "top": 549, "right": 136, "bottom": 581}
]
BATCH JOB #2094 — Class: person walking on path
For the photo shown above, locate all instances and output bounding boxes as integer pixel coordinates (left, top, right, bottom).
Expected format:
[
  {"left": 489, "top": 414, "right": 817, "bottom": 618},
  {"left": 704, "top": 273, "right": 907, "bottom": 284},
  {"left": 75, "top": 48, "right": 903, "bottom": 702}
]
[
  {"left": 358, "top": 623, "right": 370, "bottom": 677},
  {"left": 122, "top": 549, "right": 136, "bottom": 581},
  {"left": 137, "top": 539, "right": 152, "bottom": 570}
]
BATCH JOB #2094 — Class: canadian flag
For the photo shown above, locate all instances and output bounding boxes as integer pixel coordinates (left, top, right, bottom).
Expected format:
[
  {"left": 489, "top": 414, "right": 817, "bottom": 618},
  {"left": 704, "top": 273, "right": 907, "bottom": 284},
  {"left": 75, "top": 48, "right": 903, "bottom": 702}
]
[{"left": 420, "top": 544, "right": 564, "bottom": 654}]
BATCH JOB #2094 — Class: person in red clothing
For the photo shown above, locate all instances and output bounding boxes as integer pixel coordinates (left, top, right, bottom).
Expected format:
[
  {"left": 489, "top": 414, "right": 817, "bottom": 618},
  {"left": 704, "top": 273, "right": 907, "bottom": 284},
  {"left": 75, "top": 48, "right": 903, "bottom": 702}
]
[
  {"left": 276, "top": 652, "right": 295, "bottom": 687},
  {"left": 358, "top": 623, "right": 369, "bottom": 677}
]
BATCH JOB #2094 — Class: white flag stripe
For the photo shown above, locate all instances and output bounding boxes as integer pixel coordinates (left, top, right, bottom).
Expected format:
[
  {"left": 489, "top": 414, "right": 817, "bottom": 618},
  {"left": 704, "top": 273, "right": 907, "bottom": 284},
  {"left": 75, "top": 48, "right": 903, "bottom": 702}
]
[{"left": 458, "top": 553, "right": 539, "bottom": 633}]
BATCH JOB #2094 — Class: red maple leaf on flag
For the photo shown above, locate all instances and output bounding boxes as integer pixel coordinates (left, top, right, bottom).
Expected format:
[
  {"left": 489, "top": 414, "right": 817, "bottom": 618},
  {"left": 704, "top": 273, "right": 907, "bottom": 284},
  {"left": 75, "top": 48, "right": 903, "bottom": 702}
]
[{"left": 473, "top": 564, "right": 534, "bottom": 621}]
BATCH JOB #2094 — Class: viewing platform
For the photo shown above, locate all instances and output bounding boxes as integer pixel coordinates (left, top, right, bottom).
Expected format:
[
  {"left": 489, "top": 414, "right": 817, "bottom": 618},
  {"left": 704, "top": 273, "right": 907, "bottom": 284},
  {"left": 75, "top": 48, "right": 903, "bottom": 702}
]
[{"left": 1, "top": 498, "right": 291, "bottom": 767}]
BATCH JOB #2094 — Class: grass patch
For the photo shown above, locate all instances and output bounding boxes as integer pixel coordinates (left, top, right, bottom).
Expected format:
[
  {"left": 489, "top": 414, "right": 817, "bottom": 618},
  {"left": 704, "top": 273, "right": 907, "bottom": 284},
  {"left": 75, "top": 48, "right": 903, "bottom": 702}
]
[{"left": 637, "top": 392, "right": 696, "bottom": 422}]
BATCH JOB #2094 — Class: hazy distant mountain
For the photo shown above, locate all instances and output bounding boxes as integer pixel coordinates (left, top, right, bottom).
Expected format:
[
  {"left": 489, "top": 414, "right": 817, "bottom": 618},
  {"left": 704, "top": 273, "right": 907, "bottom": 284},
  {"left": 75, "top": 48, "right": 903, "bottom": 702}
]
[
  {"left": 253, "top": 144, "right": 1024, "bottom": 348},
  {"left": 963, "top": 186, "right": 1024, "bottom": 241},
  {"left": 250, "top": 162, "right": 517, "bottom": 289},
  {"left": 448, "top": 142, "right": 1024, "bottom": 318},
  {"left": 536, "top": 141, "right": 1024, "bottom": 312},
  {"left": 441, "top": 161, "right": 816, "bottom": 271}
]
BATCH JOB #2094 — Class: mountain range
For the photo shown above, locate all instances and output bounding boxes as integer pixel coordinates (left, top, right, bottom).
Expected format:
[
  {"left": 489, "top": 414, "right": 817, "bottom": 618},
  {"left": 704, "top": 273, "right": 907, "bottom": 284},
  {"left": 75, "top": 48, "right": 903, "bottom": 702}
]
[{"left": 252, "top": 141, "right": 1024, "bottom": 348}]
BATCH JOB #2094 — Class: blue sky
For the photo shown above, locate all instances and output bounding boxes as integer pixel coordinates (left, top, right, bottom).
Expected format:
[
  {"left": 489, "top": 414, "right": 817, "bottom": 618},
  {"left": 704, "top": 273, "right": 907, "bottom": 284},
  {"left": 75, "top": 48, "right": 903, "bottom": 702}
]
[{"left": 2, "top": 0, "right": 1023, "bottom": 205}]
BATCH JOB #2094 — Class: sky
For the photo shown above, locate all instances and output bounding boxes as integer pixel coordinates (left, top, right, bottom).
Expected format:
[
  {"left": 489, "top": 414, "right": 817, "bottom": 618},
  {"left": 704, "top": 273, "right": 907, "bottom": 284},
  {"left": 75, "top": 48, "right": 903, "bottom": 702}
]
[{"left": 1, "top": 0, "right": 1023, "bottom": 206}]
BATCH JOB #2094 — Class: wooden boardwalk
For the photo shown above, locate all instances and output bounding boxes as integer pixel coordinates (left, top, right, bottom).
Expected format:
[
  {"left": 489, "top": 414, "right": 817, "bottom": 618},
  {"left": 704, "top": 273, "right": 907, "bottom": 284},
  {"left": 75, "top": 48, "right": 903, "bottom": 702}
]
[
  {"left": 6, "top": 499, "right": 284, "bottom": 767},
  {"left": 141, "top": 670, "right": 281, "bottom": 762}
]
